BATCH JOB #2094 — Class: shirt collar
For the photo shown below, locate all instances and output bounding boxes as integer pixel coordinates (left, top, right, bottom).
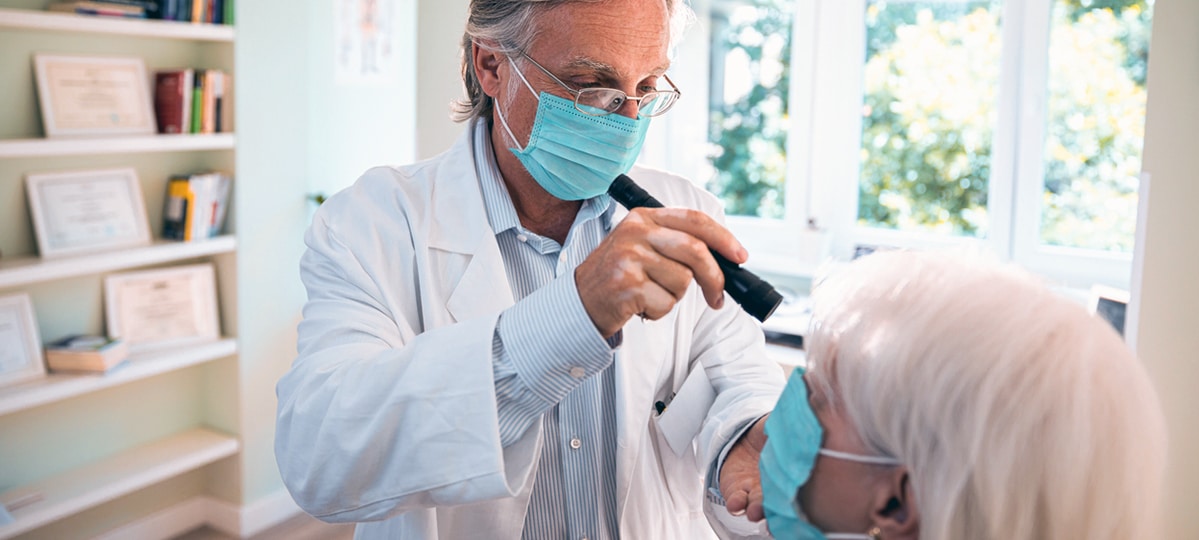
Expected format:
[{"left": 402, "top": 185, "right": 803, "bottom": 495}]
[{"left": 473, "top": 119, "right": 616, "bottom": 238}]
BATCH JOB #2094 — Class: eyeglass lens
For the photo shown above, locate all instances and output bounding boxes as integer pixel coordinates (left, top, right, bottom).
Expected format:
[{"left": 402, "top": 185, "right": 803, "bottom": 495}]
[{"left": 576, "top": 88, "right": 676, "bottom": 117}]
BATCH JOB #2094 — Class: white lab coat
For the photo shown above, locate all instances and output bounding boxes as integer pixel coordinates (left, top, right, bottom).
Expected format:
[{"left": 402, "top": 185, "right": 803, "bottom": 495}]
[{"left": 276, "top": 124, "right": 784, "bottom": 539}]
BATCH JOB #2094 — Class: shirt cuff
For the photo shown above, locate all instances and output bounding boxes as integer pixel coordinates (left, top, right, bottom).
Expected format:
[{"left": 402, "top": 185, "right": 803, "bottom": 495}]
[{"left": 498, "top": 270, "right": 614, "bottom": 405}]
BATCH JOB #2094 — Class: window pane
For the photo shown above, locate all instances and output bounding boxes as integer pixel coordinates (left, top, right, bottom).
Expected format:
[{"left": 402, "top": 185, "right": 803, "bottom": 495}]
[
  {"left": 706, "top": 0, "right": 794, "bottom": 219},
  {"left": 858, "top": 1, "right": 1003, "bottom": 237},
  {"left": 1040, "top": 0, "right": 1152, "bottom": 252}
]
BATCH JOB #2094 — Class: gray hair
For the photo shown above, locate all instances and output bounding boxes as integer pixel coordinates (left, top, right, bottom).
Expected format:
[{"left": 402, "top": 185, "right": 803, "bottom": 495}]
[
  {"left": 805, "top": 250, "right": 1167, "bottom": 539},
  {"left": 452, "top": 0, "right": 693, "bottom": 123}
]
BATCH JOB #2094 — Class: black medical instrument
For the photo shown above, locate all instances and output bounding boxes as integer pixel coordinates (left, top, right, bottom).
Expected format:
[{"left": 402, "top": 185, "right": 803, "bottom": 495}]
[{"left": 608, "top": 174, "right": 784, "bottom": 323}]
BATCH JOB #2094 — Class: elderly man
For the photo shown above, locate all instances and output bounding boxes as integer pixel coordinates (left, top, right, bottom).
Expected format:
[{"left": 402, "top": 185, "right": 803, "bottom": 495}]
[{"left": 275, "top": 0, "right": 784, "bottom": 538}]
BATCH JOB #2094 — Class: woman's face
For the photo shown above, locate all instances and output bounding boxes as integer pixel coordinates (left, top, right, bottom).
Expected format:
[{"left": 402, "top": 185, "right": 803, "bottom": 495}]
[{"left": 796, "top": 373, "right": 916, "bottom": 536}]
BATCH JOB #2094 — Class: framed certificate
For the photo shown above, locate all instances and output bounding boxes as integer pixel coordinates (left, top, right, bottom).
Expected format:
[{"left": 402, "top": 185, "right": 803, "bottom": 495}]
[
  {"left": 26, "top": 168, "right": 152, "bottom": 258},
  {"left": 0, "top": 294, "right": 46, "bottom": 389},
  {"left": 33, "top": 54, "right": 156, "bottom": 138},
  {"left": 105, "top": 264, "right": 221, "bottom": 352}
]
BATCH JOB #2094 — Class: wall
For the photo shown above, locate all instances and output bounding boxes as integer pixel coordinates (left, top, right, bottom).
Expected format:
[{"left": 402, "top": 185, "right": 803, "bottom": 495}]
[
  {"left": 416, "top": 0, "right": 470, "bottom": 159},
  {"left": 234, "top": 0, "right": 417, "bottom": 506},
  {"left": 1134, "top": 0, "right": 1199, "bottom": 537}
]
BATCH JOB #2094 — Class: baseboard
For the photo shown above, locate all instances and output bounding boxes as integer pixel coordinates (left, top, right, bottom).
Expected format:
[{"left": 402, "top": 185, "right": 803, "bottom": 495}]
[
  {"left": 94, "top": 490, "right": 303, "bottom": 539},
  {"left": 205, "top": 489, "right": 304, "bottom": 538},
  {"left": 93, "top": 497, "right": 210, "bottom": 540}
]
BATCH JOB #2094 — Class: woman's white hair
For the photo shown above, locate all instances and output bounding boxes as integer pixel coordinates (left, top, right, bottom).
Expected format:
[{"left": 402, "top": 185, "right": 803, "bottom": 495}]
[
  {"left": 805, "top": 250, "right": 1167, "bottom": 540},
  {"left": 453, "top": 0, "right": 694, "bottom": 123}
]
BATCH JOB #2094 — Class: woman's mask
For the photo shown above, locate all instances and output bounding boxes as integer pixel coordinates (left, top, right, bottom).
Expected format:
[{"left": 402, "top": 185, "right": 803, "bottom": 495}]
[{"left": 759, "top": 368, "right": 901, "bottom": 540}]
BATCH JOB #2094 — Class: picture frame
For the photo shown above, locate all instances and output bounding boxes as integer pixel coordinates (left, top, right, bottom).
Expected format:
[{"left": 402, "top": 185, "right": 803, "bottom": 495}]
[
  {"left": 104, "top": 263, "right": 221, "bottom": 352},
  {"left": 0, "top": 294, "right": 46, "bottom": 389},
  {"left": 1089, "top": 284, "right": 1130, "bottom": 337},
  {"left": 25, "top": 168, "right": 152, "bottom": 258},
  {"left": 33, "top": 53, "right": 156, "bottom": 138}
]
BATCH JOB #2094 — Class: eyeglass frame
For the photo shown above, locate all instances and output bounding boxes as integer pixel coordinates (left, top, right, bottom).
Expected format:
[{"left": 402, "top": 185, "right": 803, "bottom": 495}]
[{"left": 514, "top": 52, "right": 682, "bottom": 118}]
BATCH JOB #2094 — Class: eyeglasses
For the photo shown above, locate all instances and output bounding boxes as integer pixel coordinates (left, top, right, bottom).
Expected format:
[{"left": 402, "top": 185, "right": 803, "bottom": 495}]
[{"left": 517, "top": 53, "right": 681, "bottom": 118}]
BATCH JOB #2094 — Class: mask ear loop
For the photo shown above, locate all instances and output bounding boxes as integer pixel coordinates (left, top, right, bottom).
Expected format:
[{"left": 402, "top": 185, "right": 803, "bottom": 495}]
[
  {"left": 818, "top": 448, "right": 902, "bottom": 466},
  {"left": 494, "top": 56, "right": 541, "bottom": 152}
]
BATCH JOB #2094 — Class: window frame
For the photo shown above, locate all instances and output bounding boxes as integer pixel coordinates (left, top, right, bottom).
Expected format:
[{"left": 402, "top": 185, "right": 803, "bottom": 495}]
[{"left": 644, "top": 0, "right": 1140, "bottom": 289}]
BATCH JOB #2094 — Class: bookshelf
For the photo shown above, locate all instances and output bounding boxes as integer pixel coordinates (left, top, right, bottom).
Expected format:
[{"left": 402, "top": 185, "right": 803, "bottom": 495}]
[{"left": 0, "top": 3, "right": 241, "bottom": 538}]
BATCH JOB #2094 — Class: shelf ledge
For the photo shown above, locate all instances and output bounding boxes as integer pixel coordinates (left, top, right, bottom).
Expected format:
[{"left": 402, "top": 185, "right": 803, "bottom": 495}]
[
  {"left": 0, "top": 338, "right": 237, "bottom": 417},
  {"left": 0, "top": 8, "right": 233, "bottom": 41},
  {"left": 0, "top": 134, "right": 234, "bottom": 159},
  {"left": 0, "top": 428, "right": 239, "bottom": 539},
  {"left": 0, "top": 236, "right": 236, "bottom": 290}
]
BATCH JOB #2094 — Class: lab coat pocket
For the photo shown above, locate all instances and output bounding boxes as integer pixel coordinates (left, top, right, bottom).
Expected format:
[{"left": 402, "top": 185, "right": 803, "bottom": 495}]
[
  {"left": 653, "top": 366, "right": 716, "bottom": 457},
  {"left": 649, "top": 366, "right": 717, "bottom": 519}
]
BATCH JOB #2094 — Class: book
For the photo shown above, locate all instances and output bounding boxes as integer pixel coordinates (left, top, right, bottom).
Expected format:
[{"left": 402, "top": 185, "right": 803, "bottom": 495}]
[
  {"left": 190, "top": 69, "right": 204, "bottom": 134},
  {"left": 45, "top": 335, "right": 129, "bottom": 373},
  {"left": 48, "top": 1, "right": 146, "bottom": 17},
  {"left": 154, "top": 69, "right": 194, "bottom": 134},
  {"left": 87, "top": 0, "right": 162, "bottom": 18},
  {"left": 163, "top": 172, "right": 232, "bottom": 241}
]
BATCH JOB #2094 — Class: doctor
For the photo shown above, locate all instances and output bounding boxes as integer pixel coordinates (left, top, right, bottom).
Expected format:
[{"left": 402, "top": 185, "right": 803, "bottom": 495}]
[{"left": 275, "top": 0, "right": 784, "bottom": 538}]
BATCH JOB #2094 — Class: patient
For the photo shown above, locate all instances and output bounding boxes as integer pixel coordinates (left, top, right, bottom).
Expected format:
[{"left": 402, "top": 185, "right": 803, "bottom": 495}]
[{"left": 759, "top": 250, "right": 1167, "bottom": 539}]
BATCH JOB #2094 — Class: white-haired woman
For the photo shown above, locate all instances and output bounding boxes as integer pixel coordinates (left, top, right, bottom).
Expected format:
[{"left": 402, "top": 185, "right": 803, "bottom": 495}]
[{"left": 758, "top": 250, "right": 1167, "bottom": 539}]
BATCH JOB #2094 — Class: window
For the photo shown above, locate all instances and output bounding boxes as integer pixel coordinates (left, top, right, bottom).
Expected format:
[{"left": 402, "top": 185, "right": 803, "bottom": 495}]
[{"left": 643, "top": 0, "right": 1154, "bottom": 288}]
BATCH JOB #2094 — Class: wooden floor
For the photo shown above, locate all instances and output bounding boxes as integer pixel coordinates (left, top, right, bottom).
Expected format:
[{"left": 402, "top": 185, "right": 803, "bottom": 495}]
[{"left": 172, "top": 512, "right": 355, "bottom": 540}]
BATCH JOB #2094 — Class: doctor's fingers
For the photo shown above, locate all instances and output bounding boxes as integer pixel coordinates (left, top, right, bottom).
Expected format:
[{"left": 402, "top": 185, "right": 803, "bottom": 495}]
[
  {"left": 620, "top": 213, "right": 727, "bottom": 309},
  {"left": 636, "top": 207, "right": 748, "bottom": 266}
]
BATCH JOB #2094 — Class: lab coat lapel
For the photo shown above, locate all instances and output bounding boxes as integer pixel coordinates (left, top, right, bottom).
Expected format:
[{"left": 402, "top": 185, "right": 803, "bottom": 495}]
[
  {"left": 428, "top": 128, "right": 515, "bottom": 323},
  {"left": 613, "top": 202, "right": 668, "bottom": 522}
]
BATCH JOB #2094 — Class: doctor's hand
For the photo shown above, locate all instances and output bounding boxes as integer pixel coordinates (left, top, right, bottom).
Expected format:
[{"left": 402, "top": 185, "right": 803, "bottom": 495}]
[
  {"left": 720, "top": 415, "right": 769, "bottom": 522},
  {"left": 575, "top": 207, "right": 748, "bottom": 338}
]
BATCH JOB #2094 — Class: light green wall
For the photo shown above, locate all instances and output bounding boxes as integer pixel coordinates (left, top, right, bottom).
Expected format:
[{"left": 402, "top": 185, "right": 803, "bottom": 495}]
[
  {"left": 1135, "top": 0, "right": 1199, "bottom": 536},
  {"left": 416, "top": 0, "right": 469, "bottom": 159},
  {"left": 234, "top": 0, "right": 418, "bottom": 505}
]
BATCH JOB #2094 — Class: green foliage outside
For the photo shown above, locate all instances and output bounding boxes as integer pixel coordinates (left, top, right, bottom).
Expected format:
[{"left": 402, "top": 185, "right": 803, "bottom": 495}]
[
  {"left": 706, "top": 0, "right": 793, "bottom": 219},
  {"left": 707, "top": 0, "right": 1152, "bottom": 253}
]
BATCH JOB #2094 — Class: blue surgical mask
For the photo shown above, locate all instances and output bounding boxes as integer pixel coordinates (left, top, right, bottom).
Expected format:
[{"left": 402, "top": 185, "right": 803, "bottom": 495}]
[
  {"left": 760, "top": 368, "right": 901, "bottom": 540},
  {"left": 495, "top": 58, "right": 650, "bottom": 201}
]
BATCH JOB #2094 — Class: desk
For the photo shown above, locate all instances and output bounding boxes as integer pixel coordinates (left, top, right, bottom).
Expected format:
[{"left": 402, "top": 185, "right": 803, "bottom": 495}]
[{"left": 760, "top": 295, "right": 811, "bottom": 377}]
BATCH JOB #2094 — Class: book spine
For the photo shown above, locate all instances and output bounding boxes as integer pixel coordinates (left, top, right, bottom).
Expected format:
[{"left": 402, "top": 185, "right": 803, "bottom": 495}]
[
  {"left": 213, "top": 71, "right": 224, "bottom": 133},
  {"left": 190, "top": 70, "right": 204, "bottom": 134},
  {"left": 163, "top": 177, "right": 190, "bottom": 240},
  {"left": 153, "top": 71, "right": 186, "bottom": 134},
  {"left": 223, "top": 0, "right": 232, "bottom": 25},
  {"left": 202, "top": 70, "right": 216, "bottom": 134},
  {"left": 190, "top": 0, "right": 202, "bottom": 23}
]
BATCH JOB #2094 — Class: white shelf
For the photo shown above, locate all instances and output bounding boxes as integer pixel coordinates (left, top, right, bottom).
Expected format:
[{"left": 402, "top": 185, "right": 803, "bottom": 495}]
[
  {"left": 0, "top": 338, "right": 237, "bottom": 417},
  {"left": 0, "top": 133, "right": 235, "bottom": 158},
  {"left": 0, "top": 8, "right": 233, "bottom": 41},
  {"left": 0, "top": 428, "right": 239, "bottom": 539},
  {"left": 0, "top": 236, "right": 236, "bottom": 290}
]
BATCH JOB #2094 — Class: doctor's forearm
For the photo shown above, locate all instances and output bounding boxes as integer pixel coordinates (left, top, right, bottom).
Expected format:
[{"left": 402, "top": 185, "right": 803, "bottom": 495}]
[{"left": 492, "top": 272, "right": 615, "bottom": 446}]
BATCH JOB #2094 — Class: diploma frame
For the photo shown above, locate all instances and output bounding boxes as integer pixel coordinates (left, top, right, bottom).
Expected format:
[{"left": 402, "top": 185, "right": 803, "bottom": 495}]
[
  {"left": 33, "top": 53, "right": 157, "bottom": 138},
  {"left": 0, "top": 294, "right": 46, "bottom": 389},
  {"left": 104, "top": 263, "right": 221, "bottom": 352},
  {"left": 25, "top": 168, "right": 153, "bottom": 258}
]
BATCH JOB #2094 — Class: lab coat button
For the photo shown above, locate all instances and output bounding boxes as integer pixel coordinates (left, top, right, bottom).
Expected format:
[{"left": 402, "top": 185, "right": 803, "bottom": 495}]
[
  {"left": 570, "top": 366, "right": 586, "bottom": 379},
  {"left": 570, "top": 438, "right": 582, "bottom": 449}
]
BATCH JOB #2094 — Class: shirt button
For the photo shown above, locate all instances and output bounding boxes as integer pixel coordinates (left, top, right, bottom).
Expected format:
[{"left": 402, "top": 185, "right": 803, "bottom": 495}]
[
  {"left": 516, "top": 234, "right": 528, "bottom": 243},
  {"left": 558, "top": 253, "right": 566, "bottom": 263},
  {"left": 570, "top": 438, "right": 582, "bottom": 449},
  {"left": 570, "top": 366, "right": 586, "bottom": 379}
]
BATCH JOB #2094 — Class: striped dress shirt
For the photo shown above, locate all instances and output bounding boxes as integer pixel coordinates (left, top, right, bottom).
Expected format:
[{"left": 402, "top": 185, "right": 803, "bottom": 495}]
[{"left": 474, "top": 121, "right": 621, "bottom": 540}]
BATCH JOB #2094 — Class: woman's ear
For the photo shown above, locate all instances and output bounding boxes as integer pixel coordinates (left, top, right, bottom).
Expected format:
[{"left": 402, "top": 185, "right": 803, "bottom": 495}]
[
  {"left": 472, "top": 40, "right": 504, "bottom": 99},
  {"left": 870, "top": 469, "right": 919, "bottom": 540}
]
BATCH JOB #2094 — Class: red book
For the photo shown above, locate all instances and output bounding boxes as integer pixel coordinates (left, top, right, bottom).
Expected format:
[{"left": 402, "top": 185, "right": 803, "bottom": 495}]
[{"left": 154, "top": 69, "right": 194, "bottom": 134}]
